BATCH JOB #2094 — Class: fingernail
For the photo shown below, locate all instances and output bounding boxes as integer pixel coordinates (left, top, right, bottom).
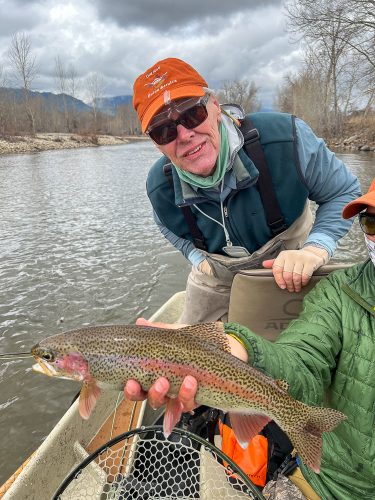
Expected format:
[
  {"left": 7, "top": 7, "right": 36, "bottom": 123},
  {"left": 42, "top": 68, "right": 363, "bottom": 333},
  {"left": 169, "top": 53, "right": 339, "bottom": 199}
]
[
  {"left": 184, "top": 377, "right": 195, "bottom": 390},
  {"left": 154, "top": 380, "right": 164, "bottom": 393}
]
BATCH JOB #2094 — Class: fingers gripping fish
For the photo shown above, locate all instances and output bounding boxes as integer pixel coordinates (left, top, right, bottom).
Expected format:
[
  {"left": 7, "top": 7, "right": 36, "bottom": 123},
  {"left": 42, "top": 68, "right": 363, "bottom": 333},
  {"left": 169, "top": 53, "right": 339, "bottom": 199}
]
[{"left": 31, "top": 323, "right": 346, "bottom": 473}]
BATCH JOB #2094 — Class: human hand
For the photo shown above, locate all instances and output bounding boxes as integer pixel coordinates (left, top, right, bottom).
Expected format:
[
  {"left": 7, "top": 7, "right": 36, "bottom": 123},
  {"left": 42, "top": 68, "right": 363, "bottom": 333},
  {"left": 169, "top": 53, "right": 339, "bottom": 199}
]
[
  {"left": 197, "top": 259, "right": 214, "bottom": 275},
  {"left": 198, "top": 257, "right": 233, "bottom": 281},
  {"left": 262, "top": 246, "right": 329, "bottom": 292}
]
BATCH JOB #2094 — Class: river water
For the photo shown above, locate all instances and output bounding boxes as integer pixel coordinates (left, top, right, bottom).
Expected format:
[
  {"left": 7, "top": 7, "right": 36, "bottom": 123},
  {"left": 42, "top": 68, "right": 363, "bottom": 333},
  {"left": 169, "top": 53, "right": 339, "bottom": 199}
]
[{"left": 0, "top": 141, "right": 373, "bottom": 484}]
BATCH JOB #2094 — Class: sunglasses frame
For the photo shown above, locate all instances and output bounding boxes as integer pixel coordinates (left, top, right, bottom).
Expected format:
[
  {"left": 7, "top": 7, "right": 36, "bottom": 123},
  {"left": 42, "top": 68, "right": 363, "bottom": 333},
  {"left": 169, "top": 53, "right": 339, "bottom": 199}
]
[
  {"left": 358, "top": 212, "right": 375, "bottom": 236},
  {"left": 147, "top": 93, "right": 210, "bottom": 145}
]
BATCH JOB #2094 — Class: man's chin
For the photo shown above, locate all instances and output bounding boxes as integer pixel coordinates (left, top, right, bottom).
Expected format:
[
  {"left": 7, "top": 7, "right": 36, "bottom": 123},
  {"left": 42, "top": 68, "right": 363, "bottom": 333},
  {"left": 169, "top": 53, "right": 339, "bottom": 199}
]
[{"left": 179, "top": 160, "right": 217, "bottom": 177}]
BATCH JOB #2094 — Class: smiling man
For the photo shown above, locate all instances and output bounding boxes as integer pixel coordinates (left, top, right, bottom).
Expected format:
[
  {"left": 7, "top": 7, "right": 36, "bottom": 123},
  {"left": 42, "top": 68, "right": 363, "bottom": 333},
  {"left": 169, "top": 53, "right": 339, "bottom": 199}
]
[{"left": 133, "top": 57, "right": 360, "bottom": 324}]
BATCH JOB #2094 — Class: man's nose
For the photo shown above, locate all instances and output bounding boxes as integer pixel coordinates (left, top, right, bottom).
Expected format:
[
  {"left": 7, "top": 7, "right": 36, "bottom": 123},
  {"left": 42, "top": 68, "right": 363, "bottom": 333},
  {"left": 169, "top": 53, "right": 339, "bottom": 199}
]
[{"left": 176, "top": 123, "right": 194, "bottom": 141}]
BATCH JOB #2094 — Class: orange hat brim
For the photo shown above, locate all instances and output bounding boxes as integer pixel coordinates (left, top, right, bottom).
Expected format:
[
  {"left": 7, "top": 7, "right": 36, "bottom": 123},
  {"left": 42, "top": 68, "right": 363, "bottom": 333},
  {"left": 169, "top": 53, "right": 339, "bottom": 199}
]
[
  {"left": 141, "top": 86, "right": 205, "bottom": 133},
  {"left": 342, "top": 178, "right": 375, "bottom": 218}
]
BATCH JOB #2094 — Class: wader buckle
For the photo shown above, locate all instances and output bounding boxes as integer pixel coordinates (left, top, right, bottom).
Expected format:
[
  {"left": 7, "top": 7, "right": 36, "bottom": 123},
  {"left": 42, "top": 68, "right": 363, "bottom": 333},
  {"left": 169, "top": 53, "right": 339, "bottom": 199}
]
[
  {"left": 244, "top": 128, "right": 260, "bottom": 144},
  {"left": 269, "top": 217, "right": 288, "bottom": 235}
]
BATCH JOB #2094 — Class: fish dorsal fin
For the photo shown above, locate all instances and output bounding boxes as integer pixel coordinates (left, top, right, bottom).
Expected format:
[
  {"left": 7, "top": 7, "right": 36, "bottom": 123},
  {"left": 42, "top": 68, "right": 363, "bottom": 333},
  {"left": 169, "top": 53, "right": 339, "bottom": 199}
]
[
  {"left": 229, "top": 413, "right": 272, "bottom": 448},
  {"left": 79, "top": 380, "right": 101, "bottom": 419},
  {"left": 178, "top": 322, "right": 230, "bottom": 353},
  {"left": 275, "top": 379, "right": 289, "bottom": 392}
]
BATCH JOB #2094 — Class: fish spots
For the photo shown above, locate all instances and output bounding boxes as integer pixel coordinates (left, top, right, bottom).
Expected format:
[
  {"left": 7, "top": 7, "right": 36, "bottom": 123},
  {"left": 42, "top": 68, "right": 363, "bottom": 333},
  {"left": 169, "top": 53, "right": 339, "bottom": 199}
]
[{"left": 33, "top": 323, "right": 346, "bottom": 473}]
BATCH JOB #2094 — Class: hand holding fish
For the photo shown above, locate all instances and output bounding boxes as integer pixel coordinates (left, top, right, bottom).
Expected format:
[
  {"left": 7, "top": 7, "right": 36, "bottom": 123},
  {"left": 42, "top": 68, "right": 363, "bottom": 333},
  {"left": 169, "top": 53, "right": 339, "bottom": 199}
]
[
  {"left": 124, "top": 318, "right": 249, "bottom": 412},
  {"left": 125, "top": 374, "right": 198, "bottom": 413},
  {"left": 31, "top": 320, "right": 346, "bottom": 473},
  {"left": 125, "top": 318, "right": 198, "bottom": 412}
]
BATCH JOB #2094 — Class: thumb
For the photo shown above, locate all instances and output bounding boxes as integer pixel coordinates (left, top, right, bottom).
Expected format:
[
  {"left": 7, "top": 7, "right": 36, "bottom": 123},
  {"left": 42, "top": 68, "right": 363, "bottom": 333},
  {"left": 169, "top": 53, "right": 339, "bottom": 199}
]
[
  {"left": 262, "top": 259, "right": 275, "bottom": 269},
  {"left": 136, "top": 318, "right": 150, "bottom": 326}
]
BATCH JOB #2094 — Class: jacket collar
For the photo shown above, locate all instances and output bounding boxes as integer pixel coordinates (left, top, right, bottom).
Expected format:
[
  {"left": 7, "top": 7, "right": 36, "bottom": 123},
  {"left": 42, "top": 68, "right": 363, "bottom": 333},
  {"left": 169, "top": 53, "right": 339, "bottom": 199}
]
[{"left": 342, "top": 260, "right": 375, "bottom": 317}]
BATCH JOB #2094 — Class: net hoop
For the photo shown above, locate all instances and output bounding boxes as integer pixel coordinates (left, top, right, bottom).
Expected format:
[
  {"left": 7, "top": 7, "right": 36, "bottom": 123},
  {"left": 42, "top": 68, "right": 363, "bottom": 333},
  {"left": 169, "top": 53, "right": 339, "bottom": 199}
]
[{"left": 53, "top": 425, "right": 264, "bottom": 499}]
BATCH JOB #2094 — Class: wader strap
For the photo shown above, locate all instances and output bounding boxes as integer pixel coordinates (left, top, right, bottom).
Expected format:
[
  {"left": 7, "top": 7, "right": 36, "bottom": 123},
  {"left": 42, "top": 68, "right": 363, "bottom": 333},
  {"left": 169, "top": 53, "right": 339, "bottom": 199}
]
[
  {"left": 163, "top": 163, "right": 207, "bottom": 251},
  {"left": 240, "top": 116, "right": 287, "bottom": 236}
]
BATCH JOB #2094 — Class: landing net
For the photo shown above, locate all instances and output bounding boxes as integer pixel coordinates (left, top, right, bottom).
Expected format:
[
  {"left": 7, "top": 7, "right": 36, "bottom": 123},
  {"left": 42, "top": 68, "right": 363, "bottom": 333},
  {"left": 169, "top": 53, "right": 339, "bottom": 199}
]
[{"left": 53, "top": 425, "right": 264, "bottom": 499}]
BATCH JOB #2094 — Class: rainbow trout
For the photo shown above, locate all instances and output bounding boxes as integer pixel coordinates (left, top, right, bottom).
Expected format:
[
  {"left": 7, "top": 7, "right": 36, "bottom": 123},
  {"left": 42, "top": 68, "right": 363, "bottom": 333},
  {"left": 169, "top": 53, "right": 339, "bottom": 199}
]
[{"left": 31, "top": 322, "right": 346, "bottom": 473}]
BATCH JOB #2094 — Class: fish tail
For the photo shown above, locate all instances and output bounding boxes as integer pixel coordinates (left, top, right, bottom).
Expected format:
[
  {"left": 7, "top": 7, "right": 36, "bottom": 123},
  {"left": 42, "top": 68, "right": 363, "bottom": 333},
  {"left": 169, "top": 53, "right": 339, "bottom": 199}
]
[{"left": 288, "top": 405, "right": 346, "bottom": 474}]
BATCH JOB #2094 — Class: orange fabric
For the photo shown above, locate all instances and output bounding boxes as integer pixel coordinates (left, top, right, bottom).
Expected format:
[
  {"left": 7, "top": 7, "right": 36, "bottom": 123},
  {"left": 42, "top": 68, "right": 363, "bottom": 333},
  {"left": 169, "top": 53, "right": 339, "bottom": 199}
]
[
  {"left": 219, "top": 422, "right": 268, "bottom": 487},
  {"left": 342, "top": 177, "right": 375, "bottom": 218},
  {"left": 133, "top": 57, "right": 207, "bottom": 132}
]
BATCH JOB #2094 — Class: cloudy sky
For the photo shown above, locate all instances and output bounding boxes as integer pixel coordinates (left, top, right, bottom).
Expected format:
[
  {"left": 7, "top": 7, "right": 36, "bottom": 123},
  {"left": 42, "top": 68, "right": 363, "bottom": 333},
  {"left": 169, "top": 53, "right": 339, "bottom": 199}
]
[{"left": 0, "top": 0, "right": 304, "bottom": 108}]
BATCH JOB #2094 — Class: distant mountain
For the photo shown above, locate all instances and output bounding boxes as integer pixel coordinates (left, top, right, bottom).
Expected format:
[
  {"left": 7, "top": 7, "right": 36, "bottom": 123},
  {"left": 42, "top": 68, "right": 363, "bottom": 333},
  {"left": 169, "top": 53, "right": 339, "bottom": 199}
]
[
  {"left": 96, "top": 95, "right": 133, "bottom": 115},
  {"left": 0, "top": 87, "right": 92, "bottom": 113},
  {"left": 0, "top": 88, "right": 133, "bottom": 116}
]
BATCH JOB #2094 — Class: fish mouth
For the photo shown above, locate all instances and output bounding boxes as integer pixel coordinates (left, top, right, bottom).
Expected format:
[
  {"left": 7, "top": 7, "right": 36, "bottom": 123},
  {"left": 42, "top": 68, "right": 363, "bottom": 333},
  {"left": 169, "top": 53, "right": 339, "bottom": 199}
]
[{"left": 32, "top": 358, "right": 57, "bottom": 377}]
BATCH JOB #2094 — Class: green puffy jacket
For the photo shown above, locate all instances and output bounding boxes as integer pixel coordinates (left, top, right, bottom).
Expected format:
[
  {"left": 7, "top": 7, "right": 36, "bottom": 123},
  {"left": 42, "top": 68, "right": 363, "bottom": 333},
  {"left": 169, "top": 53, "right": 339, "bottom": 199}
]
[{"left": 226, "top": 261, "right": 375, "bottom": 499}]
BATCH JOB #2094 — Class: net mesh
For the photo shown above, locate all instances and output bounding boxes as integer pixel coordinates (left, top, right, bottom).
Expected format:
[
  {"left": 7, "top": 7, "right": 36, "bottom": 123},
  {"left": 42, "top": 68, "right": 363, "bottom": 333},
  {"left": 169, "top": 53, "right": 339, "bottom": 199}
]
[{"left": 54, "top": 426, "right": 263, "bottom": 499}]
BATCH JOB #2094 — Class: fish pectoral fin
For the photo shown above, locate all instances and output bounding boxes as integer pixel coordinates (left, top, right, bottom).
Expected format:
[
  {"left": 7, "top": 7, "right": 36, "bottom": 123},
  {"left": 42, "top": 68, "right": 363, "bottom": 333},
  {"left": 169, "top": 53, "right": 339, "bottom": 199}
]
[
  {"left": 163, "top": 398, "right": 184, "bottom": 438},
  {"left": 79, "top": 381, "right": 101, "bottom": 420},
  {"left": 229, "top": 413, "right": 272, "bottom": 449}
]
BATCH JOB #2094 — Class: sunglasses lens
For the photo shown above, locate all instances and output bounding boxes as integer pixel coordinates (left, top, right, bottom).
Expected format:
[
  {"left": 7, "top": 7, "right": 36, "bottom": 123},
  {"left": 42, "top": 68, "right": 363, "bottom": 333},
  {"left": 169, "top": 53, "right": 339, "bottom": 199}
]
[
  {"left": 148, "top": 101, "right": 209, "bottom": 145},
  {"left": 179, "top": 104, "right": 208, "bottom": 129},
  {"left": 149, "top": 123, "right": 177, "bottom": 145},
  {"left": 359, "top": 214, "right": 375, "bottom": 235}
]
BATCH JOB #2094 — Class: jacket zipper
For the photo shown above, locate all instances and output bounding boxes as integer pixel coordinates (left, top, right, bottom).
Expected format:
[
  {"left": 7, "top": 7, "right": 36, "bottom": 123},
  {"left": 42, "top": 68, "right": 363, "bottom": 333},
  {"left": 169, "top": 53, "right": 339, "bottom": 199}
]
[{"left": 223, "top": 195, "right": 247, "bottom": 247}]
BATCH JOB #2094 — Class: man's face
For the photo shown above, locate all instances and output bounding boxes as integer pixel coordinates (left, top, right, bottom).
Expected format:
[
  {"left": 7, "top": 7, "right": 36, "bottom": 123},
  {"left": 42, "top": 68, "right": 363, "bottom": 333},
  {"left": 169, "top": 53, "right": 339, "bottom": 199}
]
[
  {"left": 152, "top": 95, "right": 222, "bottom": 177},
  {"left": 366, "top": 206, "right": 375, "bottom": 243}
]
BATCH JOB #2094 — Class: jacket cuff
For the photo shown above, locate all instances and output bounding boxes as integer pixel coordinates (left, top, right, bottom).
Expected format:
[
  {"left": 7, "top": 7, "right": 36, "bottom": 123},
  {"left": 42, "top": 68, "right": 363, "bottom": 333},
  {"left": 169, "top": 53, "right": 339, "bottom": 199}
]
[{"left": 224, "top": 322, "right": 256, "bottom": 363}]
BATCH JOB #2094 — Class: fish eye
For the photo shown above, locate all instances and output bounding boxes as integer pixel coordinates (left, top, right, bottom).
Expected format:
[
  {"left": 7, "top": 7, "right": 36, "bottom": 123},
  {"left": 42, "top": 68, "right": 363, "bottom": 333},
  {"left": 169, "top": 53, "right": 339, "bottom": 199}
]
[{"left": 42, "top": 351, "right": 55, "bottom": 362}]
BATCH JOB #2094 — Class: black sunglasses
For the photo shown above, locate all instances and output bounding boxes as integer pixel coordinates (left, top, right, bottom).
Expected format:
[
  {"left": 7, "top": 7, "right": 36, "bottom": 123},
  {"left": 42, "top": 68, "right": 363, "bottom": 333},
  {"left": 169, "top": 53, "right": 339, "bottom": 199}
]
[
  {"left": 358, "top": 213, "right": 375, "bottom": 236},
  {"left": 147, "top": 94, "right": 210, "bottom": 145}
]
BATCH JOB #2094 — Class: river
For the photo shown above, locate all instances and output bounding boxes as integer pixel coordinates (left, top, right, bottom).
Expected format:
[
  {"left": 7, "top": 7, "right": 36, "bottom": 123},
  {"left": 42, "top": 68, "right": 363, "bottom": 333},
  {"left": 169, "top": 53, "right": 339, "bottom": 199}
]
[{"left": 0, "top": 141, "right": 374, "bottom": 484}]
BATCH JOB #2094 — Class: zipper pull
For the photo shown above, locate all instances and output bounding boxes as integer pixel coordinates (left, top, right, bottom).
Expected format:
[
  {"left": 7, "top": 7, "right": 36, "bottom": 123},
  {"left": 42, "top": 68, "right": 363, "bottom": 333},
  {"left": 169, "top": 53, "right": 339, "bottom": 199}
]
[{"left": 223, "top": 206, "right": 229, "bottom": 217}]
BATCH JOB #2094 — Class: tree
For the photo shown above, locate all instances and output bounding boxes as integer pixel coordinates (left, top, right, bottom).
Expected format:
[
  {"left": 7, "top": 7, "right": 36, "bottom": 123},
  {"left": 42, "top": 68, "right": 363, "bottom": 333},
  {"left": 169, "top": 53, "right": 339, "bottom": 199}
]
[
  {"left": 54, "top": 55, "right": 70, "bottom": 132},
  {"left": 54, "top": 56, "right": 80, "bottom": 132},
  {"left": 285, "top": 1, "right": 357, "bottom": 134},
  {"left": 7, "top": 32, "right": 37, "bottom": 134},
  {"left": 285, "top": 0, "right": 374, "bottom": 132},
  {"left": 217, "top": 79, "right": 261, "bottom": 113},
  {"left": 327, "top": 0, "right": 375, "bottom": 70},
  {"left": 85, "top": 72, "right": 106, "bottom": 133},
  {"left": 0, "top": 65, "right": 10, "bottom": 134},
  {"left": 275, "top": 67, "right": 327, "bottom": 134}
]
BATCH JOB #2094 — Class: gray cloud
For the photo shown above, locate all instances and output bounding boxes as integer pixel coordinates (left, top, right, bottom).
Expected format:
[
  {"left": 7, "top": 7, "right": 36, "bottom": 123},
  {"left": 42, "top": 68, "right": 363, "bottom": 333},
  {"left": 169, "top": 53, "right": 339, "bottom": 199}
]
[
  {"left": 0, "top": 0, "right": 302, "bottom": 108},
  {"left": 0, "top": 1, "right": 44, "bottom": 38},
  {"left": 92, "top": 0, "right": 283, "bottom": 31}
]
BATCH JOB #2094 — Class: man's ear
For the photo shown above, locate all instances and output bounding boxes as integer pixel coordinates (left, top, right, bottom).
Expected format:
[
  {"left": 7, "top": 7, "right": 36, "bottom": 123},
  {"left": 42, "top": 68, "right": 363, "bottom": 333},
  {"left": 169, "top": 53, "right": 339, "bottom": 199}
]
[
  {"left": 209, "top": 95, "right": 222, "bottom": 121},
  {"left": 210, "top": 95, "right": 221, "bottom": 110}
]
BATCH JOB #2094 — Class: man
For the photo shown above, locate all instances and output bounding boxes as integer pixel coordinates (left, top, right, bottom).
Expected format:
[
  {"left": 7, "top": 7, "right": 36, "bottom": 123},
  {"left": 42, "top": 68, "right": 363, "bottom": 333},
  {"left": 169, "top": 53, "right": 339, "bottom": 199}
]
[
  {"left": 133, "top": 57, "right": 360, "bottom": 323},
  {"left": 126, "top": 178, "right": 375, "bottom": 499}
]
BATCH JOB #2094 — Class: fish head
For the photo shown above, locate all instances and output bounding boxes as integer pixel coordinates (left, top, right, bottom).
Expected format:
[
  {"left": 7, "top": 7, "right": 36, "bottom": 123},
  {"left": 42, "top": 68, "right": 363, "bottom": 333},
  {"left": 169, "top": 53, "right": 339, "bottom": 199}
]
[{"left": 31, "top": 342, "right": 89, "bottom": 382}]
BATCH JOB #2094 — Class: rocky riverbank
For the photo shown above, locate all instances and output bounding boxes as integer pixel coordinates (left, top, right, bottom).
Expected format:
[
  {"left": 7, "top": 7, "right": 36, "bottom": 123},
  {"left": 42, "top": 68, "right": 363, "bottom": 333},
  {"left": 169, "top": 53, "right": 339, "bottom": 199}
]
[
  {"left": 328, "top": 135, "right": 375, "bottom": 151},
  {"left": 327, "top": 120, "right": 375, "bottom": 151},
  {"left": 0, "top": 130, "right": 373, "bottom": 156},
  {"left": 0, "top": 133, "right": 148, "bottom": 155}
]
